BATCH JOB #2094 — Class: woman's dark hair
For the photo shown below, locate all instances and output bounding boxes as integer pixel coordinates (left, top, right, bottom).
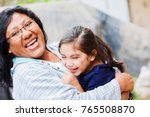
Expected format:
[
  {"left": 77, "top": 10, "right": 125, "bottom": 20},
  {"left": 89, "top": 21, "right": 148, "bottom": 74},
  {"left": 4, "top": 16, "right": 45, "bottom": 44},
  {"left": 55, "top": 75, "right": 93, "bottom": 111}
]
[
  {"left": 0, "top": 6, "right": 47, "bottom": 86},
  {"left": 59, "top": 26, "right": 125, "bottom": 72}
]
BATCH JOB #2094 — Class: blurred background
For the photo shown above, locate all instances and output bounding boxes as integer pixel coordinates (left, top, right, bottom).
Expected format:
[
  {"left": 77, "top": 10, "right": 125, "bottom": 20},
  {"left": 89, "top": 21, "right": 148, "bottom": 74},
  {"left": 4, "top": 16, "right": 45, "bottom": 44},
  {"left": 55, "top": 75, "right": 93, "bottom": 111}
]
[{"left": 0, "top": 0, "right": 150, "bottom": 99}]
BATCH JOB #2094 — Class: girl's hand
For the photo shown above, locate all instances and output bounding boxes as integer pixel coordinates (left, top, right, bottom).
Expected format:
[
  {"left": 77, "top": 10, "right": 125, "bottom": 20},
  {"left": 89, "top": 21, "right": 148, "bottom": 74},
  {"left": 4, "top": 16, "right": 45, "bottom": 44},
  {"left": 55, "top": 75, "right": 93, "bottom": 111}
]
[
  {"left": 63, "top": 71, "right": 84, "bottom": 92},
  {"left": 63, "top": 71, "right": 77, "bottom": 85}
]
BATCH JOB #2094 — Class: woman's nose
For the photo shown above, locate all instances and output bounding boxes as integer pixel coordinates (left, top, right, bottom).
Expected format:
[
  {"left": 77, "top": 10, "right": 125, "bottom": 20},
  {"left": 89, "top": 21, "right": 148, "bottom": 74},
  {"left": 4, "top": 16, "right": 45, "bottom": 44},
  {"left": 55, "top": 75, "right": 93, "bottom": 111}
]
[{"left": 21, "top": 29, "right": 32, "bottom": 40}]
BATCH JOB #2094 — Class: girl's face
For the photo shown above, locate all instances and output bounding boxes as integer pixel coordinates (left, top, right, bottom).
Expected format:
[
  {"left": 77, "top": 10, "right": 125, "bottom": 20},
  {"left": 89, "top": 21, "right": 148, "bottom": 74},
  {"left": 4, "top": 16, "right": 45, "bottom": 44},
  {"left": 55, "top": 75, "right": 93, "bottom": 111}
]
[
  {"left": 6, "top": 12, "right": 46, "bottom": 58},
  {"left": 60, "top": 42, "right": 95, "bottom": 76}
]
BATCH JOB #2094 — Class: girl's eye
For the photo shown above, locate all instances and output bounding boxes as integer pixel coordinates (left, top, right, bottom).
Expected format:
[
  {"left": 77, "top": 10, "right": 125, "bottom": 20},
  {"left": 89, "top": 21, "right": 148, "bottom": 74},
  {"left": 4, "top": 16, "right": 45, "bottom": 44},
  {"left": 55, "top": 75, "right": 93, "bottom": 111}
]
[
  {"left": 61, "top": 56, "right": 66, "bottom": 59},
  {"left": 72, "top": 56, "right": 79, "bottom": 59}
]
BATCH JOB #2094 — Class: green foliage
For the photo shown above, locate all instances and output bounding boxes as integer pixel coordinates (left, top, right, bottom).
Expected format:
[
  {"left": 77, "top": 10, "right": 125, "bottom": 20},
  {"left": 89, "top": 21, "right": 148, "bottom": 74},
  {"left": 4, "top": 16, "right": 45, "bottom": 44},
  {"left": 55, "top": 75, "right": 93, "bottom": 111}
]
[
  {"left": 131, "top": 90, "right": 140, "bottom": 100},
  {"left": 131, "top": 76, "right": 141, "bottom": 100},
  {"left": 16, "top": 0, "right": 57, "bottom": 5}
]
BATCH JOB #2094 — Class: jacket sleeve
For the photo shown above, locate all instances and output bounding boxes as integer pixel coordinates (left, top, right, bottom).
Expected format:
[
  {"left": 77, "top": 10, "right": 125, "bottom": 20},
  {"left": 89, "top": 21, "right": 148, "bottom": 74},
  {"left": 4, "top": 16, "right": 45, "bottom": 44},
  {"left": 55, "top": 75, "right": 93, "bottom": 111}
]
[{"left": 12, "top": 62, "right": 121, "bottom": 100}]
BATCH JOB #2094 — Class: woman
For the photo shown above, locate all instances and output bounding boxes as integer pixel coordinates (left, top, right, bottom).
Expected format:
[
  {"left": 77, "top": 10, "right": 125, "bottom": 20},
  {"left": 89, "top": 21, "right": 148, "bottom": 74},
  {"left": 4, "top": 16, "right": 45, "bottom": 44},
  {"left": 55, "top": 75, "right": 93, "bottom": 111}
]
[{"left": 0, "top": 6, "right": 133, "bottom": 100}]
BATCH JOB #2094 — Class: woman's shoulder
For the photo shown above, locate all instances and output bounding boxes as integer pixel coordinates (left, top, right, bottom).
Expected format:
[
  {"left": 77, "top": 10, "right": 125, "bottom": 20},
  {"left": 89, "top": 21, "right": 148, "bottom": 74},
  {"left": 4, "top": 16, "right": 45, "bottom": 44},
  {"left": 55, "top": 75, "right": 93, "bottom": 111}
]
[
  {"left": 12, "top": 57, "right": 42, "bottom": 68},
  {"left": 11, "top": 57, "right": 65, "bottom": 79},
  {"left": 47, "top": 41, "right": 59, "bottom": 50},
  {"left": 47, "top": 41, "right": 61, "bottom": 58},
  {"left": 11, "top": 57, "right": 49, "bottom": 76}
]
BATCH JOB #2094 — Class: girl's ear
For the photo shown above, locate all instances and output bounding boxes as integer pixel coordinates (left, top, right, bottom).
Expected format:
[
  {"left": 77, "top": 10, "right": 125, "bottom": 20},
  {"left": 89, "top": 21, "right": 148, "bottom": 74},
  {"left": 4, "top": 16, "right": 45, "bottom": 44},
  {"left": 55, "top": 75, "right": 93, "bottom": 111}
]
[{"left": 90, "top": 49, "right": 97, "bottom": 61}]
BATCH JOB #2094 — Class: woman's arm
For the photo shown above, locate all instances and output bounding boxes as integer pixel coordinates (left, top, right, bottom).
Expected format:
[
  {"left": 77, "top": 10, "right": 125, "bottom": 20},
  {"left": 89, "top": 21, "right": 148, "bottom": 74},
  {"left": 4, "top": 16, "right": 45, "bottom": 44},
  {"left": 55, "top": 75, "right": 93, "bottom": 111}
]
[
  {"left": 12, "top": 57, "right": 134, "bottom": 100},
  {"left": 12, "top": 62, "right": 121, "bottom": 100}
]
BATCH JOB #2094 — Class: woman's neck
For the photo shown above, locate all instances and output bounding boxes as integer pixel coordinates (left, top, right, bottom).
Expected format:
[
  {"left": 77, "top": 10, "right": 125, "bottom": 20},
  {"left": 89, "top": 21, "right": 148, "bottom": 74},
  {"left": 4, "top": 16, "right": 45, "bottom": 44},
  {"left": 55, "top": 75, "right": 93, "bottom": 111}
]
[{"left": 40, "top": 49, "right": 61, "bottom": 62}]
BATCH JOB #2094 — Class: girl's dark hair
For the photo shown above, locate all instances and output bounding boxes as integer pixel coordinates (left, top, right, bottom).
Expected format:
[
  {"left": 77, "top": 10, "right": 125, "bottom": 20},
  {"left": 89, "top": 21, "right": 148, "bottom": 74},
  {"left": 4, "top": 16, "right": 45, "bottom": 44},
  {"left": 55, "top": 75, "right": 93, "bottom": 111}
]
[
  {"left": 0, "top": 6, "right": 47, "bottom": 86},
  {"left": 59, "top": 26, "right": 125, "bottom": 72}
]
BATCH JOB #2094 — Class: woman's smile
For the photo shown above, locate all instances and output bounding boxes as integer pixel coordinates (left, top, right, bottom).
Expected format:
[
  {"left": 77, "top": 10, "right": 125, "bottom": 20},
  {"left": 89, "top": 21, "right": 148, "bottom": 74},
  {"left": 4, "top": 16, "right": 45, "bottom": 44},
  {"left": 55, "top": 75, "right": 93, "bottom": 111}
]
[{"left": 25, "top": 37, "right": 38, "bottom": 50}]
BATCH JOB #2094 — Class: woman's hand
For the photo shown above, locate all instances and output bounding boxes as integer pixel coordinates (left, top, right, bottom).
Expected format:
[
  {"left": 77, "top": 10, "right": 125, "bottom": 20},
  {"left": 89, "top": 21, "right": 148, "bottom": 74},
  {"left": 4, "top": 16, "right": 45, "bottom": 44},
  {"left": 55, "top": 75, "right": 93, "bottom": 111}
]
[
  {"left": 63, "top": 71, "right": 84, "bottom": 92},
  {"left": 115, "top": 73, "right": 134, "bottom": 93},
  {"left": 121, "top": 91, "right": 130, "bottom": 100}
]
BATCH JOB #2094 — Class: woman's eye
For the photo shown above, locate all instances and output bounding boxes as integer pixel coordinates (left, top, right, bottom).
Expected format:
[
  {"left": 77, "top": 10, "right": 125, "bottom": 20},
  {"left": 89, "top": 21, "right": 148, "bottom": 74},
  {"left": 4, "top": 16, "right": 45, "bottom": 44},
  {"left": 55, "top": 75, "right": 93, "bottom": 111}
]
[
  {"left": 11, "top": 31, "right": 19, "bottom": 37},
  {"left": 25, "top": 21, "right": 32, "bottom": 27}
]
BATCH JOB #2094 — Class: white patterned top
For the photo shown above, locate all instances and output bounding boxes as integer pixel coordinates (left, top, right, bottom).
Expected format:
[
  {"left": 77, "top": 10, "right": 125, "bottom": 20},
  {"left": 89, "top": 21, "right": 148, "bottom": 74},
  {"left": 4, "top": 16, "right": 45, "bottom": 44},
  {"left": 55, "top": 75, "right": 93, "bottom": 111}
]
[{"left": 11, "top": 42, "right": 121, "bottom": 100}]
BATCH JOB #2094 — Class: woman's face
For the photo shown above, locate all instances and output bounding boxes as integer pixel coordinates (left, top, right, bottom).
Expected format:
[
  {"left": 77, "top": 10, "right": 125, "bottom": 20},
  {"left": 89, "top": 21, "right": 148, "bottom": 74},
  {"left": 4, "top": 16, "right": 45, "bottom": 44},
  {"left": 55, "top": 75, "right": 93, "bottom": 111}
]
[{"left": 6, "top": 12, "right": 46, "bottom": 58}]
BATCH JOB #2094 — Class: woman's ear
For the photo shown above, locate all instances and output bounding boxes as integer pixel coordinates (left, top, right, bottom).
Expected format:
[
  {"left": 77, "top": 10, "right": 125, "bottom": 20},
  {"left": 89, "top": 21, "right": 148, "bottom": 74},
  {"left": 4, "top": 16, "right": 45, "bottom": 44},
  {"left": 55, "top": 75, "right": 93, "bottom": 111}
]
[
  {"left": 90, "top": 49, "right": 97, "bottom": 61},
  {"left": 8, "top": 48, "right": 12, "bottom": 53}
]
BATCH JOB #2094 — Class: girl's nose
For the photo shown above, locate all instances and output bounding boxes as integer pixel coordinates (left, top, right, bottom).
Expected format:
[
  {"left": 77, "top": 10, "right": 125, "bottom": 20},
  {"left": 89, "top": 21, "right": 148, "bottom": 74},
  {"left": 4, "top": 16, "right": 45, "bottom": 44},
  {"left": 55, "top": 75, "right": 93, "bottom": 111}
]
[{"left": 66, "top": 62, "right": 74, "bottom": 67}]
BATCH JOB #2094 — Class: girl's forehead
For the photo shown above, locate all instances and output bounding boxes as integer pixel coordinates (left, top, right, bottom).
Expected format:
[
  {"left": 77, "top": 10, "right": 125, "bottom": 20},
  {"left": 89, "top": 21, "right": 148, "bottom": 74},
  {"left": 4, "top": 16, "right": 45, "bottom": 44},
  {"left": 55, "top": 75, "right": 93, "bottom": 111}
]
[
  {"left": 60, "top": 42, "right": 81, "bottom": 52},
  {"left": 65, "top": 41, "right": 81, "bottom": 50}
]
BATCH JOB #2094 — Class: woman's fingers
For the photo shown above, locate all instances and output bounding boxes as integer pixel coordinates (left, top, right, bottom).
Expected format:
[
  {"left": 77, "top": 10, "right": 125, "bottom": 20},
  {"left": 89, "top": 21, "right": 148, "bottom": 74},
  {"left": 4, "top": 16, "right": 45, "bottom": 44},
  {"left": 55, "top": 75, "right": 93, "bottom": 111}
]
[
  {"left": 121, "top": 91, "right": 130, "bottom": 100},
  {"left": 115, "top": 73, "right": 134, "bottom": 92}
]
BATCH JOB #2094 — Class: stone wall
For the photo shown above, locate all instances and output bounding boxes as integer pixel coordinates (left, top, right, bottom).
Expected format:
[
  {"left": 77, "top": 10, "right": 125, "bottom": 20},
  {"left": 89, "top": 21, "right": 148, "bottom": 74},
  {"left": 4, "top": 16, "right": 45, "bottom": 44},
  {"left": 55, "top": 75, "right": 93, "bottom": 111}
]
[
  {"left": 0, "top": 1, "right": 150, "bottom": 76},
  {"left": 92, "top": 9, "right": 150, "bottom": 76},
  {"left": 129, "top": 0, "right": 150, "bottom": 29}
]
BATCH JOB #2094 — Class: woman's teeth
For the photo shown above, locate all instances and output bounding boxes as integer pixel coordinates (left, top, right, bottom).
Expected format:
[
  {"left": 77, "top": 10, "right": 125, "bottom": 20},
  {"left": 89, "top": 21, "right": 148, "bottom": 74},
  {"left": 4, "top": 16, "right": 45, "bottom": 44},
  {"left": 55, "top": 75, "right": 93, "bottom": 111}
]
[{"left": 25, "top": 38, "right": 37, "bottom": 48}]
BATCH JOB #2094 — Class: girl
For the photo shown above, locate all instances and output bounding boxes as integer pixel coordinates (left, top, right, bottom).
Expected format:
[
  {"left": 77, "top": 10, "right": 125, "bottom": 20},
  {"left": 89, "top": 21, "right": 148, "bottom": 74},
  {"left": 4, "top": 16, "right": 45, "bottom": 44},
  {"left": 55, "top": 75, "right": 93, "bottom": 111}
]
[{"left": 59, "top": 26, "right": 126, "bottom": 92}]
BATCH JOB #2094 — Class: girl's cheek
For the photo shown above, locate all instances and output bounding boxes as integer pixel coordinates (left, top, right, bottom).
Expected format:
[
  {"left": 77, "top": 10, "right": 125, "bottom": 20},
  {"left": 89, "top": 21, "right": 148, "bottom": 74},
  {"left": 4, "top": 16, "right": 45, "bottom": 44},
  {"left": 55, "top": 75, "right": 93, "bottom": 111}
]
[{"left": 75, "top": 61, "right": 81, "bottom": 67}]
